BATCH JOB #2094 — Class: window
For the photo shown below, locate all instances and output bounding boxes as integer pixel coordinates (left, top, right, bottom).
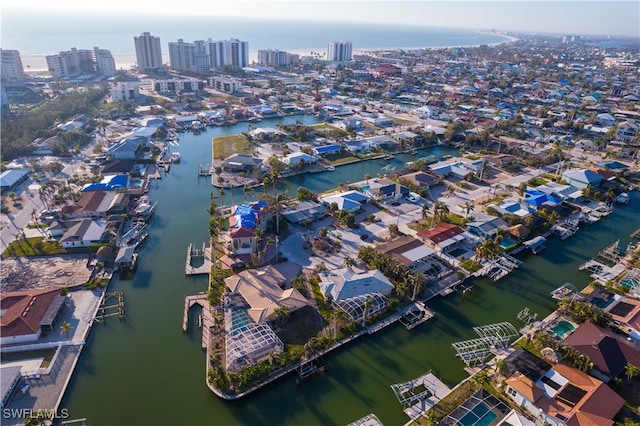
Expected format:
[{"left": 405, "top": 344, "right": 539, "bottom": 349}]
[{"left": 507, "top": 387, "right": 517, "bottom": 398}]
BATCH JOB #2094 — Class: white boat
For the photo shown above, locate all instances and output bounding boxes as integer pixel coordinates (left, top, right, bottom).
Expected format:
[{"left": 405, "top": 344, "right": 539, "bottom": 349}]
[
  {"left": 326, "top": 166, "right": 336, "bottom": 171},
  {"left": 170, "top": 152, "right": 181, "bottom": 163},
  {"left": 383, "top": 154, "right": 395, "bottom": 160},
  {"left": 615, "top": 192, "right": 630, "bottom": 205}
]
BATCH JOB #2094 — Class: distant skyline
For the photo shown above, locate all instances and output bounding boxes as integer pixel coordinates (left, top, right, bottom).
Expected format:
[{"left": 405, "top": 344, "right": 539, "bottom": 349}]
[{"left": 2, "top": 1, "right": 639, "bottom": 37}]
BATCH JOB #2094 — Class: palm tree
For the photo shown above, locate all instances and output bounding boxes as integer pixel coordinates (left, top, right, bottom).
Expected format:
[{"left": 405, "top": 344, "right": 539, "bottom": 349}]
[
  {"left": 463, "top": 201, "right": 475, "bottom": 219},
  {"left": 343, "top": 256, "right": 356, "bottom": 267},
  {"left": 268, "top": 191, "right": 288, "bottom": 235},
  {"left": 625, "top": 363, "right": 640, "bottom": 383},
  {"left": 421, "top": 203, "right": 430, "bottom": 223},
  {"left": 60, "top": 321, "right": 73, "bottom": 338},
  {"left": 494, "top": 358, "right": 508, "bottom": 380}
]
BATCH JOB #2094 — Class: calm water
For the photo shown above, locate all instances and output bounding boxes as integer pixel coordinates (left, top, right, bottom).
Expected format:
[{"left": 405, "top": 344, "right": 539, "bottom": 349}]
[{"left": 61, "top": 116, "right": 639, "bottom": 425}]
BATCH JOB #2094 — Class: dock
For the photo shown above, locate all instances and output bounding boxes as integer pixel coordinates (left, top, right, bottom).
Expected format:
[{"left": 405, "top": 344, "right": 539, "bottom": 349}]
[
  {"left": 198, "top": 164, "right": 214, "bottom": 177},
  {"left": 185, "top": 242, "right": 212, "bottom": 275},
  {"left": 391, "top": 371, "right": 452, "bottom": 420},
  {"left": 399, "top": 302, "right": 434, "bottom": 331},
  {"left": 95, "top": 291, "right": 125, "bottom": 322},
  {"left": 182, "top": 293, "right": 214, "bottom": 349}
]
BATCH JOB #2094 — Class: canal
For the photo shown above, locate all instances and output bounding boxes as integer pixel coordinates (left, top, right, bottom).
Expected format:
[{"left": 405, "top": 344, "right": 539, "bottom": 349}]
[{"left": 61, "top": 116, "right": 639, "bottom": 425}]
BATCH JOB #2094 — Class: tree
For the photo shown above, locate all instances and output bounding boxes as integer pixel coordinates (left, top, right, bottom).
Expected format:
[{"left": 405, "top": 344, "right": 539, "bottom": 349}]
[
  {"left": 60, "top": 321, "right": 73, "bottom": 338},
  {"left": 624, "top": 363, "right": 640, "bottom": 383},
  {"left": 273, "top": 305, "right": 290, "bottom": 326},
  {"left": 297, "top": 187, "right": 315, "bottom": 201},
  {"left": 421, "top": 203, "right": 430, "bottom": 223},
  {"left": 343, "top": 256, "right": 356, "bottom": 267},
  {"left": 388, "top": 223, "right": 399, "bottom": 238},
  {"left": 463, "top": 201, "right": 475, "bottom": 219}
]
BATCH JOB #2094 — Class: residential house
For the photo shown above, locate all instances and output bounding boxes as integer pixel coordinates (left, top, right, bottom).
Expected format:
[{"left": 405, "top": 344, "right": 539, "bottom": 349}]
[
  {"left": 616, "top": 120, "right": 639, "bottom": 143},
  {"left": 363, "top": 178, "right": 409, "bottom": 201},
  {"left": 282, "top": 152, "right": 318, "bottom": 166},
  {"left": 320, "top": 190, "right": 370, "bottom": 212},
  {"left": 561, "top": 168, "right": 603, "bottom": 189},
  {"left": 393, "top": 131, "right": 425, "bottom": 147},
  {"left": 417, "top": 222, "right": 466, "bottom": 252},
  {"left": 318, "top": 267, "right": 394, "bottom": 302},
  {"left": 59, "top": 219, "right": 108, "bottom": 248},
  {"left": 224, "top": 264, "right": 309, "bottom": 324},
  {"left": 401, "top": 171, "right": 441, "bottom": 189},
  {"left": 61, "top": 190, "right": 127, "bottom": 219},
  {"left": 595, "top": 113, "right": 616, "bottom": 127},
  {"left": 563, "top": 321, "right": 640, "bottom": 381},
  {"left": 106, "top": 137, "right": 144, "bottom": 161},
  {"left": 222, "top": 154, "right": 262, "bottom": 173},
  {"left": 374, "top": 236, "right": 435, "bottom": 270},
  {"left": 313, "top": 144, "right": 341, "bottom": 156},
  {"left": 281, "top": 200, "right": 327, "bottom": 225},
  {"left": 604, "top": 296, "right": 640, "bottom": 344},
  {"left": 467, "top": 216, "right": 509, "bottom": 239},
  {"left": 0, "top": 169, "right": 29, "bottom": 194},
  {"left": 503, "top": 349, "right": 624, "bottom": 426},
  {"left": 228, "top": 201, "right": 270, "bottom": 256},
  {"left": 81, "top": 174, "right": 130, "bottom": 192},
  {"left": 0, "top": 289, "right": 67, "bottom": 345}
]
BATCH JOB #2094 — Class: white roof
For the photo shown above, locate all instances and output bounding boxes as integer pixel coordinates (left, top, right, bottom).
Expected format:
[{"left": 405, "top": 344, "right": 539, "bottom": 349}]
[{"left": 403, "top": 245, "right": 435, "bottom": 262}]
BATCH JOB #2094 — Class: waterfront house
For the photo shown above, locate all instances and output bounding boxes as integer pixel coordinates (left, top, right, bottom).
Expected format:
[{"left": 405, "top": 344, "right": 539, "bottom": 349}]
[
  {"left": 562, "top": 321, "right": 640, "bottom": 382},
  {"left": 417, "top": 222, "right": 466, "bottom": 252},
  {"left": 224, "top": 265, "right": 309, "bottom": 324},
  {"left": 313, "top": 144, "right": 341, "bottom": 156},
  {"left": 59, "top": 218, "right": 109, "bottom": 249},
  {"left": 81, "top": 174, "right": 130, "bottom": 192},
  {"left": 106, "top": 137, "right": 144, "bottom": 161},
  {"left": 401, "top": 171, "right": 441, "bottom": 189},
  {"left": 0, "top": 289, "right": 67, "bottom": 345},
  {"left": 374, "top": 236, "right": 435, "bottom": 270},
  {"left": 466, "top": 216, "right": 509, "bottom": 239},
  {"left": 222, "top": 154, "right": 263, "bottom": 174},
  {"left": 61, "top": 190, "right": 127, "bottom": 219},
  {"left": 318, "top": 267, "right": 394, "bottom": 302},
  {"left": 503, "top": 350, "right": 624, "bottom": 426},
  {"left": 227, "top": 202, "right": 270, "bottom": 256},
  {"left": 320, "top": 190, "right": 370, "bottom": 213},
  {"left": 489, "top": 199, "right": 534, "bottom": 218},
  {"left": 281, "top": 200, "right": 327, "bottom": 225},
  {"left": 604, "top": 297, "right": 640, "bottom": 344},
  {"left": 282, "top": 152, "right": 318, "bottom": 166},
  {"left": 363, "top": 178, "right": 409, "bottom": 201},
  {"left": 393, "top": 131, "right": 424, "bottom": 147},
  {"left": 561, "top": 168, "right": 603, "bottom": 190}
]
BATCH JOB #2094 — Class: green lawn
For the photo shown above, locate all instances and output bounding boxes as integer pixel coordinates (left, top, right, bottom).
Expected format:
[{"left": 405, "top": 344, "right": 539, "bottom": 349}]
[
  {"left": 4, "top": 237, "right": 66, "bottom": 256},
  {"left": 322, "top": 152, "right": 360, "bottom": 165},
  {"left": 212, "top": 135, "right": 253, "bottom": 159},
  {"left": 311, "top": 123, "right": 344, "bottom": 134},
  {"left": 392, "top": 117, "right": 418, "bottom": 125}
]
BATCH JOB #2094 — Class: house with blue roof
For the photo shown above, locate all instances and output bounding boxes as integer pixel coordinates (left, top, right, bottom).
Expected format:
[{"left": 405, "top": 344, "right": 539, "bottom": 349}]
[
  {"left": 320, "top": 190, "right": 370, "bottom": 213},
  {"left": 490, "top": 199, "right": 534, "bottom": 218},
  {"left": 313, "top": 144, "right": 341, "bottom": 156},
  {"left": 523, "top": 190, "right": 562, "bottom": 209},
  {"left": 81, "top": 174, "right": 130, "bottom": 192},
  {"left": 562, "top": 168, "right": 603, "bottom": 189}
]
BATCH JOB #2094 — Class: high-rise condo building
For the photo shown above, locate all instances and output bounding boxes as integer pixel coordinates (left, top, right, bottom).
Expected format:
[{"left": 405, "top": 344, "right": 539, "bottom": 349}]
[
  {"left": 206, "top": 38, "right": 249, "bottom": 68},
  {"left": 327, "top": 41, "right": 353, "bottom": 61},
  {"left": 168, "top": 39, "right": 196, "bottom": 71},
  {"left": 134, "top": 32, "right": 163, "bottom": 72},
  {"left": 257, "top": 49, "right": 288, "bottom": 67},
  {"left": 46, "top": 48, "right": 94, "bottom": 78},
  {"left": 93, "top": 47, "right": 116, "bottom": 76},
  {"left": 1, "top": 49, "right": 25, "bottom": 82}
]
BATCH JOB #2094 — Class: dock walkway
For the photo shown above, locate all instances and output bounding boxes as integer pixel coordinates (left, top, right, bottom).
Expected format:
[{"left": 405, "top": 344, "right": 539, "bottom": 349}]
[
  {"left": 391, "top": 371, "right": 452, "bottom": 421},
  {"left": 185, "top": 243, "right": 212, "bottom": 275},
  {"left": 183, "top": 294, "right": 214, "bottom": 349}
]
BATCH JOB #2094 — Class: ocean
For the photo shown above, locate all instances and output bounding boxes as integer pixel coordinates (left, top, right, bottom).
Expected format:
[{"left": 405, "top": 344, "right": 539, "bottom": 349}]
[{"left": 1, "top": 12, "right": 512, "bottom": 71}]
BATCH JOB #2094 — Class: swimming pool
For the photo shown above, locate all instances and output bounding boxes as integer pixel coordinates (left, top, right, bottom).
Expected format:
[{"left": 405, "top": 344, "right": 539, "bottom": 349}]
[
  {"left": 459, "top": 403, "right": 498, "bottom": 426},
  {"left": 360, "top": 185, "right": 370, "bottom": 191},
  {"left": 551, "top": 320, "right": 575, "bottom": 339},
  {"left": 231, "top": 308, "right": 251, "bottom": 336},
  {"left": 449, "top": 248, "right": 467, "bottom": 258},
  {"left": 500, "top": 237, "right": 516, "bottom": 250}
]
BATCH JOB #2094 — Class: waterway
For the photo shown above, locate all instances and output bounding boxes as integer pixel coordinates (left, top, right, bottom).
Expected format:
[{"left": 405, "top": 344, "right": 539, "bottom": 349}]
[{"left": 61, "top": 116, "right": 639, "bottom": 426}]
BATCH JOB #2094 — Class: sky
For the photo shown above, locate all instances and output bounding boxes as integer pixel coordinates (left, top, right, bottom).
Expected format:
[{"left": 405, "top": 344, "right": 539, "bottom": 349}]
[{"left": 2, "top": 0, "right": 639, "bottom": 36}]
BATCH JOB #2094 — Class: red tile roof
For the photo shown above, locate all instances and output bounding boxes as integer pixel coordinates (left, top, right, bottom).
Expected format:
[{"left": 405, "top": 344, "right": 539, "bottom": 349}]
[
  {"left": 417, "top": 222, "right": 464, "bottom": 243},
  {"left": 0, "top": 289, "right": 60, "bottom": 338}
]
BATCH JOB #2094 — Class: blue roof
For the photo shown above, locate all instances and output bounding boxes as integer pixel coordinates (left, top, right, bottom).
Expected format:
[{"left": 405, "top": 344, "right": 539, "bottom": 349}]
[
  {"left": 81, "top": 174, "right": 128, "bottom": 192},
  {"left": 523, "top": 190, "right": 562, "bottom": 207},
  {"left": 230, "top": 201, "right": 268, "bottom": 229},
  {"left": 315, "top": 144, "right": 341, "bottom": 153},
  {"left": 0, "top": 169, "right": 29, "bottom": 188}
]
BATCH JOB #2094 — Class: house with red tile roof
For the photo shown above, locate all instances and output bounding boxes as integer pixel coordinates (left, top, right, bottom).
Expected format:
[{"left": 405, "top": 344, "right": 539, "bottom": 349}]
[
  {"left": 505, "top": 361, "right": 624, "bottom": 426},
  {"left": 416, "top": 222, "right": 466, "bottom": 252},
  {"left": 563, "top": 321, "right": 640, "bottom": 381},
  {"left": 0, "top": 289, "right": 67, "bottom": 345}
]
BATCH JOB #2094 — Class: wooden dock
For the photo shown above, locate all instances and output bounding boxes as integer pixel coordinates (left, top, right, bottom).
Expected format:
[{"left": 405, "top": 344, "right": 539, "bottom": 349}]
[
  {"left": 95, "top": 291, "right": 125, "bottom": 322},
  {"left": 182, "top": 293, "right": 214, "bottom": 349},
  {"left": 185, "top": 243, "right": 212, "bottom": 275},
  {"left": 400, "top": 302, "right": 435, "bottom": 331}
]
